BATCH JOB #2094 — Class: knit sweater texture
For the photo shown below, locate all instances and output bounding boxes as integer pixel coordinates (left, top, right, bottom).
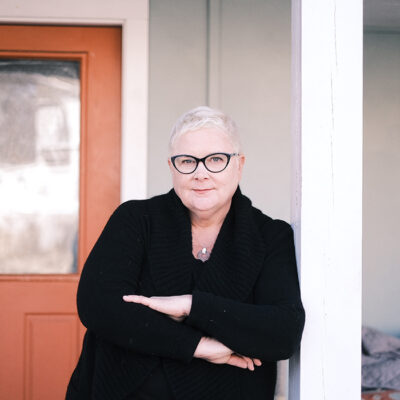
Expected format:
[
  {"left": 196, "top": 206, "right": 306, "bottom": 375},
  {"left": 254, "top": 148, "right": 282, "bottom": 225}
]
[{"left": 66, "top": 188, "right": 305, "bottom": 400}]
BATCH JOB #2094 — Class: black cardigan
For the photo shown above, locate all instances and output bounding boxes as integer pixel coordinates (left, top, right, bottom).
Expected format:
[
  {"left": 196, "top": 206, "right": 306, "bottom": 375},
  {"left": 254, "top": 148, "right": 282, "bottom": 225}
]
[{"left": 66, "top": 188, "right": 305, "bottom": 400}]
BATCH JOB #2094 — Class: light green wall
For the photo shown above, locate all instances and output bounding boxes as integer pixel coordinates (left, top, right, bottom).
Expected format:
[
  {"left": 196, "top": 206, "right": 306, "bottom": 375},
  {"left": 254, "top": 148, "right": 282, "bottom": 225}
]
[
  {"left": 363, "top": 32, "right": 400, "bottom": 336},
  {"left": 148, "top": 0, "right": 208, "bottom": 198},
  {"left": 148, "top": 0, "right": 292, "bottom": 221}
]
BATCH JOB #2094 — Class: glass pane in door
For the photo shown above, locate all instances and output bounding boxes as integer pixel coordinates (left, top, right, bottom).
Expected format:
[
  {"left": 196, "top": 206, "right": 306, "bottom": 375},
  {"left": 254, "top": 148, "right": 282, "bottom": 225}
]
[{"left": 0, "top": 59, "right": 80, "bottom": 274}]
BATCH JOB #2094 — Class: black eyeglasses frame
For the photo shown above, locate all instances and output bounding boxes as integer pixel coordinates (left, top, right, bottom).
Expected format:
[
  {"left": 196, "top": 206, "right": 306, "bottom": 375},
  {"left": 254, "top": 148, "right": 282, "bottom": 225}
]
[{"left": 170, "top": 152, "right": 239, "bottom": 174}]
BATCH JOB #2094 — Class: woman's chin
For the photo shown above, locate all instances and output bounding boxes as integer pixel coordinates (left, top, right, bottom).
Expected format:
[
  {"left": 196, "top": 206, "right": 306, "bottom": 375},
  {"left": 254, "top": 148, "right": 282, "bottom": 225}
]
[{"left": 189, "top": 198, "right": 218, "bottom": 213}]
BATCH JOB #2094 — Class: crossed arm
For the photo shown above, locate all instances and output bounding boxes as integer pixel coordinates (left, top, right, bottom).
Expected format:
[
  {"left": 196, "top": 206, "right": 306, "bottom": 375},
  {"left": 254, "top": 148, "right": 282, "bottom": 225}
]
[
  {"left": 122, "top": 294, "right": 262, "bottom": 370},
  {"left": 77, "top": 202, "right": 304, "bottom": 372}
]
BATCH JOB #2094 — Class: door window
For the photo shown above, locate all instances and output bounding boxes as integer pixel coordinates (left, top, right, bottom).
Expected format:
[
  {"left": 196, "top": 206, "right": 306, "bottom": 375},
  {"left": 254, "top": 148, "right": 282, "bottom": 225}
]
[{"left": 0, "top": 59, "right": 80, "bottom": 274}]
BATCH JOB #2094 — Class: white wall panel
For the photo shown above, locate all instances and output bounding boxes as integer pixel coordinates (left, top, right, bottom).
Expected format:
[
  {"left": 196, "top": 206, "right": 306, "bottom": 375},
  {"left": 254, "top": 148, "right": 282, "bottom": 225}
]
[{"left": 363, "top": 32, "right": 400, "bottom": 336}]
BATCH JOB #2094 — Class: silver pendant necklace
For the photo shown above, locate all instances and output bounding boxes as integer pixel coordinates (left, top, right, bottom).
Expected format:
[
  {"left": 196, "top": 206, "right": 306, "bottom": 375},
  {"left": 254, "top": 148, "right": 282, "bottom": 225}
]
[{"left": 197, "top": 247, "right": 211, "bottom": 262}]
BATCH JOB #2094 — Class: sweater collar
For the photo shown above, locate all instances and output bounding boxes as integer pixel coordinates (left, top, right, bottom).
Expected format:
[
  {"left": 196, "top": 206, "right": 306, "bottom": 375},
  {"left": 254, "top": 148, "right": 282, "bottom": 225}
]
[{"left": 148, "top": 187, "right": 266, "bottom": 301}]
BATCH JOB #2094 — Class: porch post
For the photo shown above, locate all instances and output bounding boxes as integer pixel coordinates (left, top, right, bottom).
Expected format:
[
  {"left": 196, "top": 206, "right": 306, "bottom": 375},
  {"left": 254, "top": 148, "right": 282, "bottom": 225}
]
[{"left": 289, "top": 1, "right": 363, "bottom": 399}]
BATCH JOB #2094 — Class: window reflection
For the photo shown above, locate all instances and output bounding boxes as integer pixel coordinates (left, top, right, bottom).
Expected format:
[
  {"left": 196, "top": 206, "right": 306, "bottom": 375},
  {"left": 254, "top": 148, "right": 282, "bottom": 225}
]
[{"left": 0, "top": 59, "right": 80, "bottom": 274}]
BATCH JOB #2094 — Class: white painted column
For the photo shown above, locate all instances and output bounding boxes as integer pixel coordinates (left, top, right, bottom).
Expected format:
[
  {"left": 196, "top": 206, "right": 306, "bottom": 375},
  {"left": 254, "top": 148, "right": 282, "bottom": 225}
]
[{"left": 290, "top": 1, "right": 363, "bottom": 400}]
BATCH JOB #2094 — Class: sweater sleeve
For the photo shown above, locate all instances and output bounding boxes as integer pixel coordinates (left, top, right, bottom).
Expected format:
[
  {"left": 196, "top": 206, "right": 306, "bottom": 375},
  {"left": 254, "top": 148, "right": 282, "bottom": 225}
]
[
  {"left": 77, "top": 202, "right": 202, "bottom": 363},
  {"left": 185, "top": 221, "right": 305, "bottom": 362}
]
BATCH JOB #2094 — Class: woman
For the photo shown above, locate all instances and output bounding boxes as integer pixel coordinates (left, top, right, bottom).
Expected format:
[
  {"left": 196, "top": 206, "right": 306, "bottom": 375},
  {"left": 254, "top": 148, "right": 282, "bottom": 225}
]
[{"left": 66, "top": 106, "right": 305, "bottom": 400}]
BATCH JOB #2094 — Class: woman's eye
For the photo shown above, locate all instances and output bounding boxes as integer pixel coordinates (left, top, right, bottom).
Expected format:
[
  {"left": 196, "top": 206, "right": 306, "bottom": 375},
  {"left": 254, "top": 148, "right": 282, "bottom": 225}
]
[
  {"left": 209, "top": 156, "right": 223, "bottom": 163},
  {"left": 181, "top": 158, "right": 195, "bottom": 164}
]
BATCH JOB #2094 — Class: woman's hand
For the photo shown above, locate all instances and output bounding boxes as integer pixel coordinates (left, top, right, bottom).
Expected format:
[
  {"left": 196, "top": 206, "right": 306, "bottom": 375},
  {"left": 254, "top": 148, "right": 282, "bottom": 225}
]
[
  {"left": 123, "top": 294, "right": 192, "bottom": 322},
  {"left": 123, "top": 295, "right": 262, "bottom": 370},
  {"left": 194, "top": 337, "right": 262, "bottom": 371}
]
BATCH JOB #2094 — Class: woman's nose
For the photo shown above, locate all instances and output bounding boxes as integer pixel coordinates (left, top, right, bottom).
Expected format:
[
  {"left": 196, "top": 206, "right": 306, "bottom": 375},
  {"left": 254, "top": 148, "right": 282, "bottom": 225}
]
[{"left": 193, "top": 161, "right": 209, "bottom": 179}]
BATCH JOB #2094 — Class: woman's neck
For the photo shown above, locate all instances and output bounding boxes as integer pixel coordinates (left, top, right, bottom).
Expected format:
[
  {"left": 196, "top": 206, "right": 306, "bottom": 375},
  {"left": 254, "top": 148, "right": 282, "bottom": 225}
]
[
  {"left": 189, "top": 200, "right": 231, "bottom": 229},
  {"left": 190, "top": 201, "right": 231, "bottom": 260}
]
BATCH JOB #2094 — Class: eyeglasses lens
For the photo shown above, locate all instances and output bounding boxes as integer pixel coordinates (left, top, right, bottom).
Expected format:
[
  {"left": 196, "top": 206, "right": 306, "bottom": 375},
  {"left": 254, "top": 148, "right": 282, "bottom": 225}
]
[
  {"left": 174, "top": 156, "right": 197, "bottom": 173},
  {"left": 205, "top": 154, "right": 228, "bottom": 172},
  {"left": 173, "top": 153, "right": 229, "bottom": 173}
]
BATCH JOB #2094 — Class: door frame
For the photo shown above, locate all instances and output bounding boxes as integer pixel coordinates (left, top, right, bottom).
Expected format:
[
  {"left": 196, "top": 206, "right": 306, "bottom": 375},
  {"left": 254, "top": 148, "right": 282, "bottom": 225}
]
[{"left": 0, "top": 0, "right": 149, "bottom": 202}]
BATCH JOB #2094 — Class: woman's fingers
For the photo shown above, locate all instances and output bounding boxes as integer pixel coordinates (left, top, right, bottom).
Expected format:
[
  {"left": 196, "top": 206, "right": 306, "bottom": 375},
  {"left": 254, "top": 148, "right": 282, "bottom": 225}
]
[
  {"left": 122, "top": 294, "right": 192, "bottom": 319},
  {"left": 226, "top": 355, "right": 261, "bottom": 370},
  {"left": 226, "top": 354, "right": 249, "bottom": 369},
  {"left": 123, "top": 295, "right": 151, "bottom": 306},
  {"left": 123, "top": 295, "right": 165, "bottom": 314},
  {"left": 227, "top": 355, "right": 262, "bottom": 370},
  {"left": 241, "top": 355, "right": 255, "bottom": 371},
  {"left": 253, "top": 358, "right": 262, "bottom": 367},
  {"left": 193, "top": 337, "right": 262, "bottom": 371}
]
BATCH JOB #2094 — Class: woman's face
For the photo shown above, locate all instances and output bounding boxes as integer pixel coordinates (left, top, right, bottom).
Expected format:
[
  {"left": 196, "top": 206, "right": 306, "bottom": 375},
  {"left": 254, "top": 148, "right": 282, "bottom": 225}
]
[{"left": 169, "top": 127, "right": 245, "bottom": 219}]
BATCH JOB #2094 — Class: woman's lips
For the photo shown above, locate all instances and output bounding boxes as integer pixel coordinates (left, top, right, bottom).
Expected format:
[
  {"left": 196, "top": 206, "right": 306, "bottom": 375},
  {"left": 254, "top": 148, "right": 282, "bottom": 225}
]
[{"left": 193, "top": 188, "right": 213, "bottom": 194}]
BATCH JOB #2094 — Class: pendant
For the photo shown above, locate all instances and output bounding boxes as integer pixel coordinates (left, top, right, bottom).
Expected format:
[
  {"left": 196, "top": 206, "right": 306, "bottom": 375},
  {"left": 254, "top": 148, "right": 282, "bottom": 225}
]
[{"left": 197, "top": 247, "right": 210, "bottom": 262}]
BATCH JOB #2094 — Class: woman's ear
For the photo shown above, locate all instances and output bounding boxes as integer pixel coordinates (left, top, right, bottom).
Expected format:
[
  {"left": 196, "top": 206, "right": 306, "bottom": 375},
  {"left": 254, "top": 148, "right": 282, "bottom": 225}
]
[
  {"left": 237, "top": 154, "right": 245, "bottom": 179},
  {"left": 238, "top": 154, "right": 245, "bottom": 170}
]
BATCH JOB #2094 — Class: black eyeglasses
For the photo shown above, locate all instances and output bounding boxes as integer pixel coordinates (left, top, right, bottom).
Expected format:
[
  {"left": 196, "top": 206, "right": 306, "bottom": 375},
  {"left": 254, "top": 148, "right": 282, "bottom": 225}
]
[{"left": 170, "top": 152, "right": 239, "bottom": 174}]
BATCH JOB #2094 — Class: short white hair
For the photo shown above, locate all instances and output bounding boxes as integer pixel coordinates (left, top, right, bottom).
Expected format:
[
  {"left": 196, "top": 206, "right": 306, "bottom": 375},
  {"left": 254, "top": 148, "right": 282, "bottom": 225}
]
[{"left": 169, "top": 106, "right": 241, "bottom": 154}]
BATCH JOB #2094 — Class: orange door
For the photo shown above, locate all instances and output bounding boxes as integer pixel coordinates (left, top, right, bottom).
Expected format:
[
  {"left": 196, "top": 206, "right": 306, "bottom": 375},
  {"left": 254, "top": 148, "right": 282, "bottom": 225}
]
[{"left": 0, "top": 25, "right": 121, "bottom": 399}]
